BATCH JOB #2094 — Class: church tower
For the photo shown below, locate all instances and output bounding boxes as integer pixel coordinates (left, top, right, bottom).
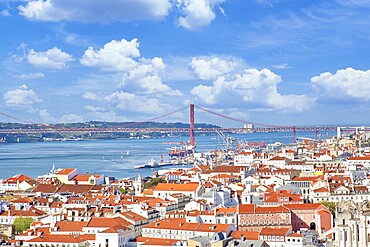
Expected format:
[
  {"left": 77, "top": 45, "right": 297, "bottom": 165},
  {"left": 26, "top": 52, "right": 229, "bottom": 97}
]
[{"left": 133, "top": 174, "right": 144, "bottom": 196}]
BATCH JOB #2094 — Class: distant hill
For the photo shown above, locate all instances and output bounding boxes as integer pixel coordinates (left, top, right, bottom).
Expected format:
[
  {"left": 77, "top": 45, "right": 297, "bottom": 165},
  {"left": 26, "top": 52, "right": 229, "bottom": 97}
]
[
  {"left": 0, "top": 121, "right": 220, "bottom": 143},
  {"left": 0, "top": 121, "right": 220, "bottom": 129}
]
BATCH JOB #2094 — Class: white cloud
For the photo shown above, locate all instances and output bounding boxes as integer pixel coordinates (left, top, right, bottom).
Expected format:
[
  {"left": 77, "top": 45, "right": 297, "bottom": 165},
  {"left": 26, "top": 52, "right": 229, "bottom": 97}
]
[
  {"left": 19, "top": 0, "right": 172, "bottom": 23},
  {"left": 190, "top": 56, "right": 243, "bottom": 80},
  {"left": 272, "top": 63, "right": 291, "bottom": 70},
  {"left": 105, "top": 91, "right": 167, "bottom": 115},
  {"left": 122, "top": 57, "right": 182, "bottom": 96},
  {"left": 1, "top": 9, "right": 11, "bottom": 16},
  {"left": 83, "top": 105, "right": 105, "bottom": 112},
  {"left": 59, "top": 113, "right": 84, "bottom": 123},
  {"left": 14, "top": 72, "right": 45, "bottom": 79},
  {"left": 176, "top": 0, "right": 225, "bottom": 30},
  {"left": 190, "top": 85, "right": 216, "bottom": 104},
  {"left": 105, "top": 91, "right": 136, "bottom": 110},
  {"left": 81, "top": 38, "right": 181, "bottom": 96},
  {"left": 4, "top": 85, "right": 42, "bottom": 109},
  {"left": 39, "top": 109, "right": 57, "bottom": 123},
  {"left": 312, "top": 67, "right": 370, "bottom": 100},
  {"left": 27, "top": 47, "right": 73, "bottom": 69},
  {"left": 191, "top": 68, "right": 315, "bottom": 112},
  {"left": 80, "top": 38, "right": 140, "bottom": 72},
  {"left": 83, "top": 92, "right": 101, "bottom": 101},
  {"left": 85, "top": 110, "right": 127, "bottom": 122}
]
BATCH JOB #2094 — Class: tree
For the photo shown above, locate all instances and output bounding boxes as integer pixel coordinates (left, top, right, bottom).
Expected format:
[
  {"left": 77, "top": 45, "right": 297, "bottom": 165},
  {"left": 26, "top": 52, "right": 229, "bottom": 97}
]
[
  {"left": 13, "top": 216, "right": 33, "bottom": 234},
  {"left": 144, "top": 177, "right": 166, "bottom": 189},
  {"left": 320, "top": 201, "right": 337, "bottom": 216},
  {"left": 118, "top": 187, "right": 129, "bottom": 194}
]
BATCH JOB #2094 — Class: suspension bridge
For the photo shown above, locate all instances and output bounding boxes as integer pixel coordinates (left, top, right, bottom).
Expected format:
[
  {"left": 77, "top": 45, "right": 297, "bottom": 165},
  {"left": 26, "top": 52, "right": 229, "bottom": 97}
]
[{"left": 0, "top": 104, "right": 365, "bottom": 143}]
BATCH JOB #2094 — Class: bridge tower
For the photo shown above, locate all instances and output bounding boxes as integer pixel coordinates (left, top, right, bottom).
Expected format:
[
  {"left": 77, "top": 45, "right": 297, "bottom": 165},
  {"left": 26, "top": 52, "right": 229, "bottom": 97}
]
[
  {"left": 189, "top": 104, "right": 196, "bottom": 146},
  {"left": 292, "top": 126, "right": 297, "bottom": 143}
]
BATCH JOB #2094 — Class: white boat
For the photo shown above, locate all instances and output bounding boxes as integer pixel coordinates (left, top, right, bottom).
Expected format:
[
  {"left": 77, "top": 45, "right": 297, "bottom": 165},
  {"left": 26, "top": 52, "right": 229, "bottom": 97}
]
[{"left": 134, "top": 158, "right": 158, "bottom": 169}]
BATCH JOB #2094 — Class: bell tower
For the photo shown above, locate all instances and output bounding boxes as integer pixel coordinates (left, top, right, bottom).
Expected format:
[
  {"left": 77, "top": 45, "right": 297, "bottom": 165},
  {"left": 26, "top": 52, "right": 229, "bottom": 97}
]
[{"left": 133, "top": 174, "right": 143, "bottom": 196}]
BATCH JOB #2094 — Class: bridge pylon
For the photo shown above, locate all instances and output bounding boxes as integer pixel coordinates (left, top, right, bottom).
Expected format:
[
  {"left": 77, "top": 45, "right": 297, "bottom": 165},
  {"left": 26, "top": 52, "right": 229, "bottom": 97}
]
[
  {"left": 189, "top": 104, "right": 196, "bottom": 146},
  {"left": 292, "top": 126, "right": 297, "bottom": 144}
]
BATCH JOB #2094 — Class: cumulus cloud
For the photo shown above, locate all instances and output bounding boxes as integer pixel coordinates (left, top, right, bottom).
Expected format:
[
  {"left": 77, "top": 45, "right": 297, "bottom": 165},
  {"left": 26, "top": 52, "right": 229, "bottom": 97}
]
[
  {"left": 191, "top": 68, "right": 315, "bottom": 112},
  {"left": 27, "top": 47, "right": 73, "bottom": 69},
  {"left": 59, "top": 113, "right": 84, "bottom": 123},
  {"left": 85, "top": 110, "right": 127, "bottom": 122},
  {"left": 19, "top": 0, "right": 171, "bottom": 23},
  {"left": 121, "top": 57, "right": 182, "bottom": 96},
  {"left": 83, "top": 105, "right": 105, "bottom": 112},
  {"left": 39, "top": 109, "right": 57, "bottom": 123},
  {"left": 312, "top": 67, "right": 370, "bottom": 100},
  {"left": 83, "top": 92, "right": 101, "bottom": 101},
  {"left": 272, "top": 63, "right": 291, "bottom": 70},
  {"left": 105, "top": 91, "right": 167, "bottom": 115},
  {"left": 80, "top": 38, "right": 140, "bottom": 72},
  {"left": 176, "top": 0, "right": 226, "bottom": 30},
  {"left": 13, "top": 72, "right": 45, "bottom": 79},
  {"left": 190, "top": 56, "right": 243, "bottom": 80},
  {"left": 105, "top": 91, "right": 136, "bottom": 110},
  {"left": 4, "top": 85, "right": 42, "bottom": 109},
  {"left": 81, "top": 38, "right": 181, "bottom": 96}
]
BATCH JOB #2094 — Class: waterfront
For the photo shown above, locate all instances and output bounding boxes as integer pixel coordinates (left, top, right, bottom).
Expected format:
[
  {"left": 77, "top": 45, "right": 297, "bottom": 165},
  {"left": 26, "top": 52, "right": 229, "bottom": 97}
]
[{"left": 0, "top": 131, "right": 335, "bottom": 180}]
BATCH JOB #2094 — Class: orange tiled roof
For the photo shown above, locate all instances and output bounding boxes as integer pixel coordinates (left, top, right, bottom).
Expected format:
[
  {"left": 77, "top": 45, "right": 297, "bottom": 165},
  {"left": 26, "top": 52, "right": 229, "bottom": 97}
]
[
  {"left": 313, "top": 187, "right": 329, "bottom": 193},
  {"left": 154, "top": 183, "right": 199, "bottom": 192},
  {"left": 259, "top": 227, "right": 290, "bottom": 236},
  {"left": 120, "top": 211, "right": 147, "bottom": 222},
  {"left": 12, "top": 197, "right": 34, "bottom": 203},
  {"left": 133, "top": 237, "right": 181, "bottom": 246},
  {"left": 292, "top": 176, "right": 320, "bottom": 182},
  {"left": 3, "top": 174, "right": 34, "bottom": 183},
  {"left": 72, "top": 174, "right": 103, "bottom": 181},
  {"left": 56, "top": 168, "right": 77, "bottom": 175},
  {"left": 284, "top": 203, "right": 326, "bottom": 211},
  {"left": 230, "top": 230, "right": 259, "bottom": 240},
  {"left": 55, "top": 221, "right": 88, "bottom": 232},
  {"left": 0, "top": 206, "right": 46, "bottom": 217},
  {"left": 86, "top": 217, "right": 131, "bottom": 230},
  {"left": 348, "top": 156, "right": 370, "bottom": 160},
  {"left": 238, "top": 204, "right": 290, "bottom": 214}
]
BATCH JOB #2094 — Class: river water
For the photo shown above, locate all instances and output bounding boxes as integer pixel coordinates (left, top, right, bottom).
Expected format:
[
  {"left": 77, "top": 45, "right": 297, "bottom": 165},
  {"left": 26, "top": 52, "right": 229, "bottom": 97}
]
[{"left": 0, "top": 131, "right": 335, "bottom": 180}]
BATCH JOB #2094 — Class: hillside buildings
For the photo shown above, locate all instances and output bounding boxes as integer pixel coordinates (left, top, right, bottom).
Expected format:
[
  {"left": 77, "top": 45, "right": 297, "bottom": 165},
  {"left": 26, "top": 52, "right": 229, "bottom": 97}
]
[{"left": 2, "top": 133, "right": 370, "bottom": 246}]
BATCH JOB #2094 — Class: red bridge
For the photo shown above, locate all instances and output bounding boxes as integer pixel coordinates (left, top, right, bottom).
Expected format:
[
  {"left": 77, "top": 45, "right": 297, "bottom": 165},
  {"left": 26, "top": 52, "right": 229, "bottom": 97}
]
[{"left": 0, "top": 104, "right": 359, "bottom": 143}]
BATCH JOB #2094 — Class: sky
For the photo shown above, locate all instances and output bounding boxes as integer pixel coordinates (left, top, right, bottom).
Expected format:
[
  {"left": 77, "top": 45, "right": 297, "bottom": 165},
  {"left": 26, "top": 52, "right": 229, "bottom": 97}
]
[{"left": 1, "top": 0, "right": 370, "bottom": 126}]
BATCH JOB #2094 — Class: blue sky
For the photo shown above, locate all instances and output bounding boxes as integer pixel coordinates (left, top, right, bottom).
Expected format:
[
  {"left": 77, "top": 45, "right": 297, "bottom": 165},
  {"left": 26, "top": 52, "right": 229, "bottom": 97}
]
[{"left": 1, "top": 0, "right": 370, "bottom": 126}]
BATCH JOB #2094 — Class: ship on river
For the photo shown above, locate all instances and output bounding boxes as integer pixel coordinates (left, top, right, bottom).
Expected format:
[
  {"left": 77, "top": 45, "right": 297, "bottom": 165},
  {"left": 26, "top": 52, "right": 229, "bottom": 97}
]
[{"left": 167, "top": 142, "right": 195, "bottom": 158}]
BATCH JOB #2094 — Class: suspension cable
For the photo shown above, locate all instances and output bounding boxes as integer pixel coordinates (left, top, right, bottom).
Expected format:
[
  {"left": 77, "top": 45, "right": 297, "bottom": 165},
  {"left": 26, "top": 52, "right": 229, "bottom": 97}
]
[{"left": 194, "top": 105, "right": 292, "bottom": 128}]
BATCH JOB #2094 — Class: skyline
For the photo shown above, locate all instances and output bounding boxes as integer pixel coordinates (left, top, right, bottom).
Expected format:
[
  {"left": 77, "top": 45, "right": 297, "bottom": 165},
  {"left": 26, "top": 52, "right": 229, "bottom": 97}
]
[{"left": 1, "top": 0, "right": 370, "bottom": 126}]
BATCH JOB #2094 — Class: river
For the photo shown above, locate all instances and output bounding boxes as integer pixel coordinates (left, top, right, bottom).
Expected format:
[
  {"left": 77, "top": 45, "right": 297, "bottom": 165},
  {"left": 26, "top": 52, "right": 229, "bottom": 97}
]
[{"left": 0, "top": 131, "right": 335, "bottom": 180}]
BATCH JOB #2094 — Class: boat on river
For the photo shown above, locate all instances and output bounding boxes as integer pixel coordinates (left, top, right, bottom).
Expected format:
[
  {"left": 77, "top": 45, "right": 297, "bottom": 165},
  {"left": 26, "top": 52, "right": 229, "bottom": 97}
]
[
  {"left": 168, "top": 142, "right": 195, "bottom": 158},
  {"left": 134, "top": 158, "right": 159, "bottom": 169}
]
